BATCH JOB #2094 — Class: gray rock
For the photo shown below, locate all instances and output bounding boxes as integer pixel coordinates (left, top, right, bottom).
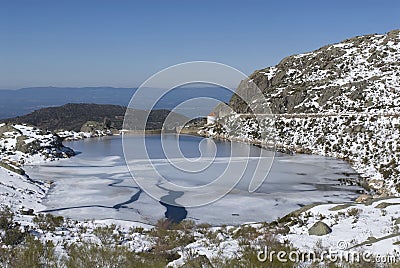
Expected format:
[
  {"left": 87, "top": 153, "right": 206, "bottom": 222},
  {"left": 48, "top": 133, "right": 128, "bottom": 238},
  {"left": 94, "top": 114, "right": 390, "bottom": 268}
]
[
  {"left": 15, "top": 135, "right": 41, "bottom": 154},
  {"left": 0, "top": 161, "right": 25, "bottom": 175},
  {"left": 0, "top": 124, "right": 21, "bottom": 136},
  {"left": 308, "top": 221, "right": 332, "bottom": 236},
  {"left": 355, "top": 194, "right": 372, "bottom": 203}
]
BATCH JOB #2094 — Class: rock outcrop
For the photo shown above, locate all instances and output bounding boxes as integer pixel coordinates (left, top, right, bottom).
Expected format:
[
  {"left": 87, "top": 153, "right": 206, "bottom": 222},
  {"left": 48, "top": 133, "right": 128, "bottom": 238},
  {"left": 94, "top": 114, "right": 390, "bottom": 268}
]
[
  {"left": 227, "top": 29, "right": 400, "bottom": 115},
  {"left": 308, "top": 221, "right": 332, "bottom": 236},
  {"left": 0, "top": 123, "right": 75, "bottom": 165}
]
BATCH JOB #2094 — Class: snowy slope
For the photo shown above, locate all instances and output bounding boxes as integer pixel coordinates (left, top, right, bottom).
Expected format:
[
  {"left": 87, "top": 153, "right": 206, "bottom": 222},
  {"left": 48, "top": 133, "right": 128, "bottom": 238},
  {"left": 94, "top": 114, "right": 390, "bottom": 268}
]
[
  {"left": 0, "top": 123, "right": 76, "bottom": 213},
  {"left": 0, "top": 166, "right": 48, "bottom": 214}
]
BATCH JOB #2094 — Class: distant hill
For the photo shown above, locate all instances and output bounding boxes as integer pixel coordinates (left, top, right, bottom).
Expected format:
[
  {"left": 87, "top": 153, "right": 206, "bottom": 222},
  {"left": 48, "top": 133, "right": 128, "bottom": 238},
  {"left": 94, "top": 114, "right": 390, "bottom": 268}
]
[
  {"left": 0, "top": 87, "right": 134, "bottom": 119},
  {"left": 1, "top": 103, "right": 189, "bottom": 132},
  {"left": 0, "top": 86, "right": 233, "bottom": 119}
]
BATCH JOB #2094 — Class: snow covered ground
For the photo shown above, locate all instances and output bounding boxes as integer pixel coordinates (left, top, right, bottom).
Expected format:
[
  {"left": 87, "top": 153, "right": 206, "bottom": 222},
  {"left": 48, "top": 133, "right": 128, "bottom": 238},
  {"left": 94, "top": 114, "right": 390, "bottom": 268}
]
[
  {"left": 284, "top": 198, "right": 400, "bottom": 258},
  {"left": 166, "top": 197, "right": 400, "bottom": 266},
  {"left": 0, "top": 164, "right": 48, "bottom": 215},
  {"left": 206, "top": 113, "right": 400, "bottom": 196},
  {"left": 0, "top": 123, "right": 74, "bottom": 214},
  {"left": 56, "top": 129, "right": 119, "bottom": 141}
]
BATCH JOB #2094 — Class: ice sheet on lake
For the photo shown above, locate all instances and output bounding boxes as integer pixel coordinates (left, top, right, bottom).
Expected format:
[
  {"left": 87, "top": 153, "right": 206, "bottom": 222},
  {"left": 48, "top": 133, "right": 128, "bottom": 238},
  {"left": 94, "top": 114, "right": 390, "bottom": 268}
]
[{"left": 27, "top": 149, "right": 362, "bottom": 225}]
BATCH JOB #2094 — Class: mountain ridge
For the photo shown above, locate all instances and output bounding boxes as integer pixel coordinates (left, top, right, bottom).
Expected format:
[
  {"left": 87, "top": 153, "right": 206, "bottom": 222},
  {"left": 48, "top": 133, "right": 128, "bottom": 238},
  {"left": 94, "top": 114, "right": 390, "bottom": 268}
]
[
  {"left": 1, "top": 103, "right": 189, "bottom": 132},
  {"left": 228, "top": 29, "right": 400, "bottom": 115}
]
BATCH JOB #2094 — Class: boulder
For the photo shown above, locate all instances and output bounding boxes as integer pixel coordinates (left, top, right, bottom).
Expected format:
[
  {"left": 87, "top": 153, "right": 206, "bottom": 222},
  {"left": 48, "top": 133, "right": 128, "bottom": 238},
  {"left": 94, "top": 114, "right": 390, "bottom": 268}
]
[
  {"left": 355, "top": 194, "right": 372, "bottom": 203},
  {"left": 15, "top": 136, "right": 41, "bottom": 154},
  {"left": 0, "top": 161, "right": 25, "bottom": 175},
  {"left": 308, "top": 221, "right": 332, "bottom": 236},
  {"left": 0, "top": 124, "right": 20, "bottom": 136}
]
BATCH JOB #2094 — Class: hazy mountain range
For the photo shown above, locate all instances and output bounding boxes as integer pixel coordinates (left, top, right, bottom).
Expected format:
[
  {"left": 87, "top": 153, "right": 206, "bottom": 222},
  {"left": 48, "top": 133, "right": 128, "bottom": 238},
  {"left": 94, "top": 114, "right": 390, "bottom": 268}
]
[{"left": 0, "top": 86, "right": 233, "bottom": 119}]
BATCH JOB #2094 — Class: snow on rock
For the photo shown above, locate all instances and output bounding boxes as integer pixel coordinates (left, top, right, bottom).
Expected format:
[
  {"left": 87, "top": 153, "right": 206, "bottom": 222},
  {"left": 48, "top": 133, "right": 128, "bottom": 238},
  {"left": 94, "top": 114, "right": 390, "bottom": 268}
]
[
  {"left": 56, "top": 129, "right": 120, "bottom": 141},
  {"left": 0, "top": 123, "right": 75, "bottom": 166},
  {"left": 282, "top": 198, "right": 400, "bottom": 258}
]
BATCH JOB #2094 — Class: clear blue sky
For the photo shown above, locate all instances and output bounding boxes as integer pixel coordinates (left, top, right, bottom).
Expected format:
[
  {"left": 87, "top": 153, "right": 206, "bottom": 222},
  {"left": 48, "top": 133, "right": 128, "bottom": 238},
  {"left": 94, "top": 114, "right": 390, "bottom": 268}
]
[{"left": 1, "top": 0, "right": 399, "bottom": 89}]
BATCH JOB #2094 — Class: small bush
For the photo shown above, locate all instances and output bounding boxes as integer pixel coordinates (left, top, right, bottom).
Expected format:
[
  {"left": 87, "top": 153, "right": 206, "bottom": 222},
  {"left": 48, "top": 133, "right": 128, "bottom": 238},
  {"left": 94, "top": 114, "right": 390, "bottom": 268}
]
[
  {"left": 93, "top": 224, "right": 120, "bottom": 245},
  {"left": 0, "top": 207, "right": 14, "bottom": 230},
  {"left": 2, "top": 226, "right": 25, "bottom": 246},
  {"left": 347, "top": 208, "right": 362, "bottom": 217},
  {"left": 65, "top": 241, "right": 170, "bottom": 268},
  {"left": 212, "top": 234, "right": 294, "bottom": 268},
  {"left": 148, "top": 219, "right": 195, "bottom": 262},
  {"left": 33, "top": 214, "right": 64, "bottom": 232},
  {"left": 0, "top": 207, "right": 25, "bottom": 246},
  {"left": 13, "top": 236, "right": 57, "bottom": 268}
]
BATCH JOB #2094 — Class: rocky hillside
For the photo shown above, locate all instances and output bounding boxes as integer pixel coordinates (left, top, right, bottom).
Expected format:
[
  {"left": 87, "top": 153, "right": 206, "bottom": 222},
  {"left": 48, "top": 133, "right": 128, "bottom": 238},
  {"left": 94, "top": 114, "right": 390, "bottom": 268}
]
[
  {"left": 230, "top": 29, "right": 400, "bottom": 114},
  {"left": 209, "top": 29, "right": 400, "bottom": 195}
]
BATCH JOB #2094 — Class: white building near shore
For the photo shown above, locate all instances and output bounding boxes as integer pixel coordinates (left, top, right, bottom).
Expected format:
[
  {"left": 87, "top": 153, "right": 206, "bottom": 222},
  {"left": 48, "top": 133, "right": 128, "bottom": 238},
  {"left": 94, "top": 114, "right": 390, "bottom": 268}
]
[{"left": 207, "top": 112, "right": 217, "bottom": 125}]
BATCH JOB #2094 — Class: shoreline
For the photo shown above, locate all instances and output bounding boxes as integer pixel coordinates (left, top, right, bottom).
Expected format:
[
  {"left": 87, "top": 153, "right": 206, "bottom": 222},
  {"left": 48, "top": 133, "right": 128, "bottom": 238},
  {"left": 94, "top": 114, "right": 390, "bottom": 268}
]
[
  {"left": 197, "top": 127, "right": 380, "bottom": 199},
  {"left": 52, "top": 119, "right": 399, "bottom": 200},
  {"left": 59, "top": 128, "right": 179, "bottom": 141},
  {"left": 48, "top": 132, "right": 368, "bottom": 224},
  {"left": 63, "top": 128, "right": 372, "bottom": 197}
]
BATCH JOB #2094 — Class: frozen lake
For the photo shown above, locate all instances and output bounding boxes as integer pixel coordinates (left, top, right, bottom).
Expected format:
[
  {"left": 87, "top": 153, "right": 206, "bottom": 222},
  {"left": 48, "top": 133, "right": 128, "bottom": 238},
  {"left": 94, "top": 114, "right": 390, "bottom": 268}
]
[{"left": 26, "top": 135, "right": 363, "bottom": 225}]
